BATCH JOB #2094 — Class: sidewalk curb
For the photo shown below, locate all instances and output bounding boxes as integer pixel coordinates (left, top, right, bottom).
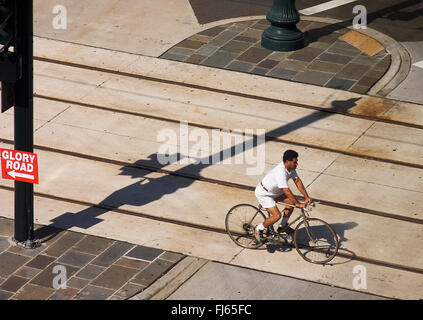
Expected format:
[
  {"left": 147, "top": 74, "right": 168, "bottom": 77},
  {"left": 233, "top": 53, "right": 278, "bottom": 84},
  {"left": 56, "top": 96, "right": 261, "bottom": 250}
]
[
  {"left": 129, "top": 256, "right": 209, "bottom": 300},
  {"left": 357, "top": 28, "right": 411, "bottom": 98}
]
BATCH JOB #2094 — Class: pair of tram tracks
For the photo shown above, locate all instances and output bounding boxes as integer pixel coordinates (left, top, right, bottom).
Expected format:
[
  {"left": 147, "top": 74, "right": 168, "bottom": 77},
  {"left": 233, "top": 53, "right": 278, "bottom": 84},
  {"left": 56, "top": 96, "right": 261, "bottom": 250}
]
[
  {"left": 34, "top": 56, "right": 423, "bottom": 130},
  {"left": 33, "top": 56, "right": 423, "bottom": 172},
  {"left": 1, "top": 56, "right": 422, "bottom": 275},
  {"left": 1, "top": 134, "right": 422, "bottom": 226},
  {"left": 1, "top": 179, "right": 422, "bottom": 276}
]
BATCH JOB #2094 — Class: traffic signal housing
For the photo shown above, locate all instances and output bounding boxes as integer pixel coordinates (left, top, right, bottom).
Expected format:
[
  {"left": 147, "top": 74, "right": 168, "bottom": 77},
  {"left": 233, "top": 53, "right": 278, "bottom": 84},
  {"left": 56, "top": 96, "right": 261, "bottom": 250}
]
[
  {"left": 0, "top": 0, "right": 19, "bottom": 112},
  {"left": 0, "top": 0, "right": 15, "bottom": 48}
]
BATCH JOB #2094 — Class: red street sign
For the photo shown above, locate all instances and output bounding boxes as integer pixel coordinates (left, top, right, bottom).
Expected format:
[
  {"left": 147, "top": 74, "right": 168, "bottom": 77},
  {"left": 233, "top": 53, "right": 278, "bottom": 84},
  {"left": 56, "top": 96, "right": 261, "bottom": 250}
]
[{"left": 0, "top": 148, "right": 39, "bottom": 184}]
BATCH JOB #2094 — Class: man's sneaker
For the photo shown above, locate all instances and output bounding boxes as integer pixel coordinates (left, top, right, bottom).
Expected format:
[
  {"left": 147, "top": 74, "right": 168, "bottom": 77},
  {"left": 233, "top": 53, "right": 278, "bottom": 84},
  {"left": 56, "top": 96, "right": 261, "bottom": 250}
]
[
  {"left": 254, "top": 228, "right": 264, "bottom": 243},
  {"left": 277, "top": 224, "right": 295, "bottom": 235}
]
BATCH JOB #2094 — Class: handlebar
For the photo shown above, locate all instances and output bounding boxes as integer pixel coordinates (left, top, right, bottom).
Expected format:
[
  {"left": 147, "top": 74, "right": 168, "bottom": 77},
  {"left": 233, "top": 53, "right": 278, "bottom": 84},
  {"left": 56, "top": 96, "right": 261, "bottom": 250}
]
[{"left": 282, "top": 201, "right": 320, "bottom": 209}]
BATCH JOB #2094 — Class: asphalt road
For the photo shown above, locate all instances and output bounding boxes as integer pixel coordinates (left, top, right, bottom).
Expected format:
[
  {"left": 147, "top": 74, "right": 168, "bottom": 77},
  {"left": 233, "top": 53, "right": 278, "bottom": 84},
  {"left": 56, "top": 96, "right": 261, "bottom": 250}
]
[{"left": 189, "top": 0, "right": 423, "bottom": 37}]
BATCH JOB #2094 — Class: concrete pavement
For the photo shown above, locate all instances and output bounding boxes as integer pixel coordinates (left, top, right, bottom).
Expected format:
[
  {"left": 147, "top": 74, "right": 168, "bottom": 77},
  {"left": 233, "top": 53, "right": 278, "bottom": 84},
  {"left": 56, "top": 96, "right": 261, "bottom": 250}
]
[
  {"left": 0, "top": 1, "right": 422, "bottom": 300},
  {"left": 34, "top": 0, "right": 201, "bottom": 57},
  {"left": 2, "top": 38, "right": 423, "bottom": 298},
  {"left": 165, "top": 261, "right": 386, "bottom": 300}
]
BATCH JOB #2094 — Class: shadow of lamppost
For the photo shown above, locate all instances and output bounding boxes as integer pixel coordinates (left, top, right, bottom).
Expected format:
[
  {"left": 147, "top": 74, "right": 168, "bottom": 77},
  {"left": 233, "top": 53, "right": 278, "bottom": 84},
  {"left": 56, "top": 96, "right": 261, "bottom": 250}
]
[{"left": 261, "top": 0, "right": 306, "bottom": 51}]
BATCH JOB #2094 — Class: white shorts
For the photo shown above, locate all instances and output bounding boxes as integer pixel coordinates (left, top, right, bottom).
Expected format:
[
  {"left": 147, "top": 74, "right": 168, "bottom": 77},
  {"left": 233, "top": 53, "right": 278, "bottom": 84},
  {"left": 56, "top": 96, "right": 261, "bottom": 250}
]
[{"left": 255, "top": 185, "right": 279, "bottom": 209}]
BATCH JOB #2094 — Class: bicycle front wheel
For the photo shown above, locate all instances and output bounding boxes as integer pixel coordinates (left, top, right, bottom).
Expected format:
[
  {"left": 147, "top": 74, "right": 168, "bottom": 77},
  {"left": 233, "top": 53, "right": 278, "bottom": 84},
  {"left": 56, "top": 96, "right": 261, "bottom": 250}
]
[
  {"left": 294, "top": 218, "right": 339, "bottom": 264},
  {"left": 225, "top": 204, "right": 266, "bottom": 249}
]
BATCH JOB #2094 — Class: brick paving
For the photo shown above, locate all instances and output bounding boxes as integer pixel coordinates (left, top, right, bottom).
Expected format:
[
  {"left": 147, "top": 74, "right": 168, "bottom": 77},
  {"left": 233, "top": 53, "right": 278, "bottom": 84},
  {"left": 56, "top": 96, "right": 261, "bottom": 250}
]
[
  {"left": 0, "top": 217, "right": 184, "bottom": 300},
  {"left": 160, "top": 19, "right": 391, "bottom": 94}
]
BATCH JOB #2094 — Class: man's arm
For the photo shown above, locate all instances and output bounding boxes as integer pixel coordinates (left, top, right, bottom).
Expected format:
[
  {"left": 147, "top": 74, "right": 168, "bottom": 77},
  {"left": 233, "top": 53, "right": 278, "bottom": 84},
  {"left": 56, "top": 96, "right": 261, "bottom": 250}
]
[
  {"left": 282, "top": 188, "right": 306, "bottom": 208},
  {"left": 294, "top": 178, "right": 312, "bottom": 203}
]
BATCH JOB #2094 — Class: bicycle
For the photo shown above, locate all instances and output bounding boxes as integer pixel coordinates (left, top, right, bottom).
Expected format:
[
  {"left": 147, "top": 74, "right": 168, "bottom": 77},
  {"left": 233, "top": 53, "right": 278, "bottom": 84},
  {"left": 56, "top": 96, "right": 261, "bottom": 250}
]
[{"left": 225, "top": 201, "right": 339, "bottom": 264}]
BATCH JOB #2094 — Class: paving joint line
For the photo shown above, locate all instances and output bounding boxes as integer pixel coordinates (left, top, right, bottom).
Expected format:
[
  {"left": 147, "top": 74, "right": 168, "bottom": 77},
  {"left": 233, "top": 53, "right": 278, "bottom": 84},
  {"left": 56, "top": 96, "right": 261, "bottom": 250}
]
[
  {"left": 321, "top": 172, "right": 423, "bottom": 195},
  {"left": 107, "top": 261, "right": 151, "bottom": 300},
  {"left": 33, "top": 104, "right": 74, "bottom": 134},
  {"left": 34, "top": 35, "right": 148, "bottom": 57}
]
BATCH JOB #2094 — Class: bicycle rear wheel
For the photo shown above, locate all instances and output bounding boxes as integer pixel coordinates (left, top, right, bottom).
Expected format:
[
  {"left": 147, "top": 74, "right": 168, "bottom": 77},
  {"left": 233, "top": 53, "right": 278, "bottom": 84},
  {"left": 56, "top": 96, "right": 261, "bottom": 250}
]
[
  {"left": 225, "top": 204, "right": 266, "bottom": 249},
  {"left": 294, "top": 218, "right": 339, "bottom": 264}
]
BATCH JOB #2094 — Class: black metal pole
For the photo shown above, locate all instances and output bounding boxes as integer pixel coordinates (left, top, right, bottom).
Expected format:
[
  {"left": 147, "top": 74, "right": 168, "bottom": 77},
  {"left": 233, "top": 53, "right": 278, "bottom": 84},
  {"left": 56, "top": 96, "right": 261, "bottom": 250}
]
[
  {"left": 261, "top": 0, "right": 306, "bottom": 52},
  {"left": 13, "top": 0, "right": 37, "bottom": 248}
]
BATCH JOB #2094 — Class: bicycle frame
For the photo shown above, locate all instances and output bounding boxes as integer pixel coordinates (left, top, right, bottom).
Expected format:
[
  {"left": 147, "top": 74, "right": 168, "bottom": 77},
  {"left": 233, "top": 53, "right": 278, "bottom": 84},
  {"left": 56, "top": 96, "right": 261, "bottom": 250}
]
[
  {"left": 256, "top": 202, "right": 317, "bottom": 240},
  {"left": 226, "top": 201, "right": 338, "bottom": 264}
]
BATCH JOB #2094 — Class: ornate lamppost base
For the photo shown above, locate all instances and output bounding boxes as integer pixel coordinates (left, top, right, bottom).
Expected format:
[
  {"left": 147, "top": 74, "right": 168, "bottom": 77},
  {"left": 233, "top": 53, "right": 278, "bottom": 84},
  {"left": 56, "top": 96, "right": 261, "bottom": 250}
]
[
  {"left": 261, "top": 0, "right": 307, "bottom": 52},
  {"left": 261, "top": 26, "right": 306, "bottom": 51}
]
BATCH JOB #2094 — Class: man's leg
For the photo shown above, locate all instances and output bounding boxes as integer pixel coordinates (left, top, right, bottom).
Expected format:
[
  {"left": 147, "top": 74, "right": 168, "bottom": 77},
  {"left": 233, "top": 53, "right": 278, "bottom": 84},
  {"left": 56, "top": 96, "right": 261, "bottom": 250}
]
[
  {"left": 254, "top": 195, "right": 294, "bottom": 240},
  {"left": 262, "top": 205, "right": 281, "bottom": 228},
  {"left": 276, "top": 195, "right": 295, "bottom": 232},
  {"left": 259, "top": 195, "right": 294, "bottom": 229},
  {"left": 276, "top": 195, "right": 294, "bottom": 220},
  {"left": 255, "top": 205, "right": 281, "bottom": 242}
]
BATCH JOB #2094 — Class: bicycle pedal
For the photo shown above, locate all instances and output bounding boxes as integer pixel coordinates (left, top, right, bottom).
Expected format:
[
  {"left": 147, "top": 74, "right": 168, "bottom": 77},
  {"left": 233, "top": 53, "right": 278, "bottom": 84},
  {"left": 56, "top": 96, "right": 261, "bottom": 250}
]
[{"left": 281, "top": 234, "right": 293, "bottom": 243}]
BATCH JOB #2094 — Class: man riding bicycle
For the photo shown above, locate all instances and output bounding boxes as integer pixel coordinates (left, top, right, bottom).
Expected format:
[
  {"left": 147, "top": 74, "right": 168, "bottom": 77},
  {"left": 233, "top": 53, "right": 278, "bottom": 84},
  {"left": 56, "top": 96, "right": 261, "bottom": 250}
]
[{"left": 254, "top": 149, "right": 312, "bottom": 241}]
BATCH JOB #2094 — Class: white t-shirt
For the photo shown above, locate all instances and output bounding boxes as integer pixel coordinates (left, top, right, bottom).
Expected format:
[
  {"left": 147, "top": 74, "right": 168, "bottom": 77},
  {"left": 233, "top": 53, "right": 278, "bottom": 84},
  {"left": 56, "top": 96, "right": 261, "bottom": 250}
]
[{"left": 257, "top": 162, "right": 299, "bottom": 197}]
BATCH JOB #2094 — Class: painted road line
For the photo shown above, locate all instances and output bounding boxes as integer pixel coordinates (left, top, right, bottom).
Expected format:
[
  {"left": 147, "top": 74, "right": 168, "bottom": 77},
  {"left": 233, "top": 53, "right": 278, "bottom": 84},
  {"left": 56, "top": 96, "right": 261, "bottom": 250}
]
[
  {"left": 413, "top": 60, "right": 423, "bottom": 69},
  {"left": 300, "top": 0, "right": 359, "bottom": 16}
]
